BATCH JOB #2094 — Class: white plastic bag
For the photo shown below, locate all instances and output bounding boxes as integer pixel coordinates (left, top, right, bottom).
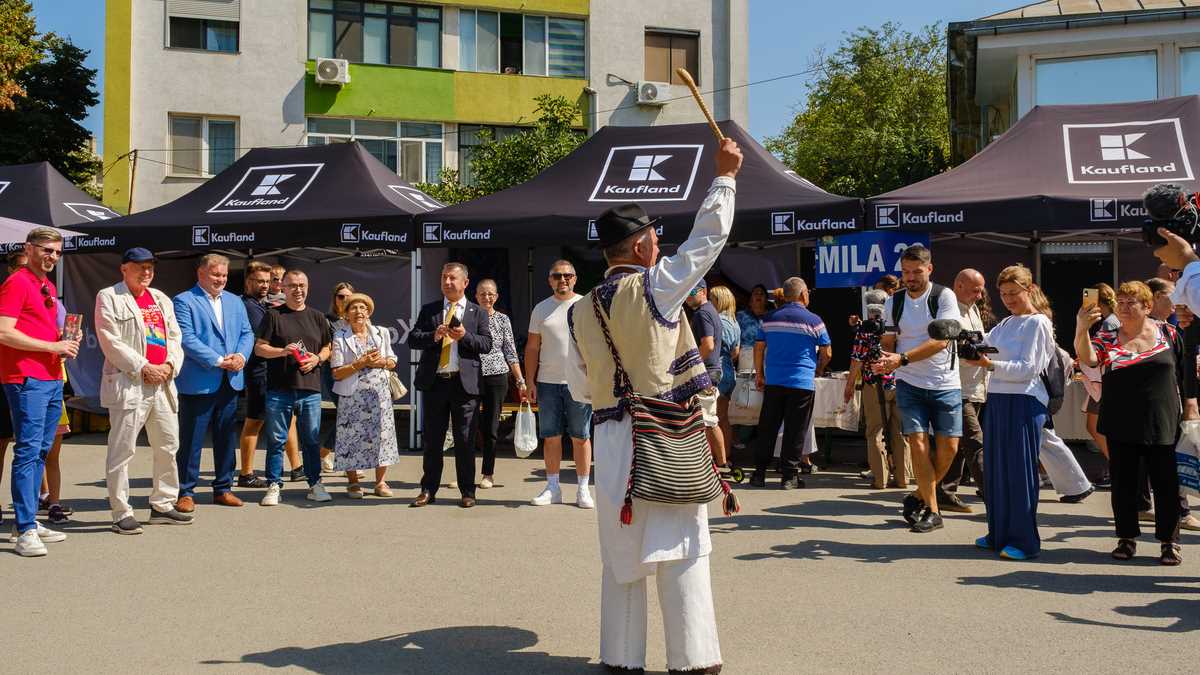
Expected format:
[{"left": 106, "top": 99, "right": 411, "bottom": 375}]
[
  {"left": 514, "top": 402, "right": 538, "bottom": 459},
  {"left": 1177, "top": 420, "right": 1200, "bottom": 498},
  {"left": 728, "top": 373, "right": 763, "bottom": 426}
]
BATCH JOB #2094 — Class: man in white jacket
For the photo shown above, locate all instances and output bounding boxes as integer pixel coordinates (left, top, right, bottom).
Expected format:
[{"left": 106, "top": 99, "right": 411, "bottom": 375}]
[
  {"left": 95, "top": 248, "right": 191, "bottom": 535},
  {"left": 566, "top": 139, "right": 742, "bottom": 674}
]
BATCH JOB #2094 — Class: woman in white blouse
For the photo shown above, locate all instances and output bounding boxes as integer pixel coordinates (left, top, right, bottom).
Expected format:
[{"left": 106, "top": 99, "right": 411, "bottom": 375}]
[{"left": 962, "top": 265, "right": 1055, "bottom": 561}]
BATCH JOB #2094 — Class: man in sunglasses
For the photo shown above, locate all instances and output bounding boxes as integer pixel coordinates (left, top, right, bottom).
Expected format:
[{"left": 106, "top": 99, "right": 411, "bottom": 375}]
[
  {"left": 524, "top": 260, "right": 593, "bottom": 509},
  {"left": 0, "top": 227, "right": 78, "bottom": 556}
]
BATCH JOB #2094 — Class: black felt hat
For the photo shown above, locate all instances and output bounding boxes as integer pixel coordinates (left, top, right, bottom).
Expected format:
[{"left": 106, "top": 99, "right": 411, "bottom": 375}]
[{"left": 593, "top": 203, "right": 659, "bottom": 248}]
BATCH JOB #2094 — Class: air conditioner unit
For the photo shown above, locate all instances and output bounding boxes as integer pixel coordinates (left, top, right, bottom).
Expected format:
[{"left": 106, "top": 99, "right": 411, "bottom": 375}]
[
  {"left": 315, "top": 58, "right": 350, "bottom": 86},
  {"left": 637, "top": 80, "right": 671, "bottom": 106}
]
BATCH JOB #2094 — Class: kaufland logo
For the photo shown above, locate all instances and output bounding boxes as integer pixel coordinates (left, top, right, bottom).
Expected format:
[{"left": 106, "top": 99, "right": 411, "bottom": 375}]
[
  {"left": 192, "top": 225, "right": 255, "bottom": 247},
  {"left": 589, "top": 145, "right": 704, "bottom": 202},
  {"left": 209, "top": 163, "right": 323, "bottom": 213},
  {"left": 875, "top": 204, "right": 899, "bottom": 228},
  {"left": 1064, "top": 119, "right": 1193, "bottom": 184},
  {"left": 341, "top": 222, "right": 407, "bottom": 245},
  {"left": 422, "top": 222, "right": 490, "bottom": 244},
  {"left": 388, "top": 185, "right": 444, "bottom": 213},
  {"left": 798, "top": 218, "right": 856, "bottom": 231},
  {"left": 587, "top": 220, "right": 598, "bottom": 240},
  {"left": 1089, "top": 198, "right": 1147, "bottom": 222},
  {"left": 62, "top": 235, "right": 115, "bottom": 250},
  {"left": 62, "top": 202, "right": 120, "bottom": 221},
  {"left": 0, "top": 181, "right": 9, "bottom": 195},
  {"left": 771, "top": 212, "right": 795, "bottom": 235}
]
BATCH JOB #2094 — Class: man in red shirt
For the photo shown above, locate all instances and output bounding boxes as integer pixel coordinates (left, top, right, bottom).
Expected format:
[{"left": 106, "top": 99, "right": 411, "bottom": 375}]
[{"left": 0, "top": 227, "right": 79, "bottom": 556}]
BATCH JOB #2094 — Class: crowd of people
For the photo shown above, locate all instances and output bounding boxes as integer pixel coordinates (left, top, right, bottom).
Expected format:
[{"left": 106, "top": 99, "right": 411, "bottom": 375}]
[{"left": 4, "top": 138, "right": 1200, "bottom": 673}]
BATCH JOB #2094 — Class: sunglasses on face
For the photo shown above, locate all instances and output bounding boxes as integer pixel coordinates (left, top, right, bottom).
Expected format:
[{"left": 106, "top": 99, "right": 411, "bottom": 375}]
[
  {"left": 40, "top": 284, "right": 55, "bottom": 309},
  {"left": 551, "top": 272, "right": 575, "bottom": 280},
  {"left": 31, "top": 244, "right": 61, "bottom": 259}
]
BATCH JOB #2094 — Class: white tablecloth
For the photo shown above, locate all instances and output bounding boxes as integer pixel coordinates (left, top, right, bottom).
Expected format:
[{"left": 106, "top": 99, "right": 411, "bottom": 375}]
[{"left": 773, "top": 375, "right": 860, "bottom": 457}]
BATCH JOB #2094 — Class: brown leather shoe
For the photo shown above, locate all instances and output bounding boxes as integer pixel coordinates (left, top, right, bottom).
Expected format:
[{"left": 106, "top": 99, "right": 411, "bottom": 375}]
[
  {"left": 213, "top": 492, "right": 243, "bottom": 507},
  {"left": 175, "top": 496, "right": 195, "bottom": 513},
  {"left": 668, "top": 666, "right": 721, "bottom": 674},
  {"left": 410, "top": 491, "right": 435, "bottom": 508},
  {"left": 460, "top": 496, "right": 476, "bottom": 508}
]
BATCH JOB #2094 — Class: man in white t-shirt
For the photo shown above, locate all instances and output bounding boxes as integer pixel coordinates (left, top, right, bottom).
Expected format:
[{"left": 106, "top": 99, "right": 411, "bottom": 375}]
[
  {"left": 524, "top": 260, "right": 594, "bottom": 508},
  {"left": 873, "top": 245, "right": 963, "bottom": 534}
]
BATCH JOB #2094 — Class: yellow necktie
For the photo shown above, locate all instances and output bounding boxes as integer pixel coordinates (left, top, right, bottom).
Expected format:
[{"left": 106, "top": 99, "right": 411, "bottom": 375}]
[{"left": 438, "top": 303, "right": 457, "bottom": 369}]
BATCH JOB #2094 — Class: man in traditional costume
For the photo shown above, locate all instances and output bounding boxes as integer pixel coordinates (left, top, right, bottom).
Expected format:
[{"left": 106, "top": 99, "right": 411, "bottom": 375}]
[{"left": 566, "top": 138, "right": 742, "bottom": 674}]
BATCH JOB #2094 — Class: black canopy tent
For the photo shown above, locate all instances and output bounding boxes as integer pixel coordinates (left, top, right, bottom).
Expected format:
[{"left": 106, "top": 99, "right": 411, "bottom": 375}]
[
  {"left": 0, "top": 161, "right": 119, "bottom": 248},
  {"left": 69, "top": 142, "right": 436, "bottom": 257},
  {"left": 867, "top": 95, "right": 1200, "bottom": 240},
  {"left": 415, "top": 120, "right": 862, "bottom": 248}
]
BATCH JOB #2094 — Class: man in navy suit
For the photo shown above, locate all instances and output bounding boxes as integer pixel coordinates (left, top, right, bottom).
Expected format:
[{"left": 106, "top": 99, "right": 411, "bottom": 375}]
[
  {"left": 173, "top": 254, "right": 255, "bottom": 510},
  {"left": 408, "top": 262, "right": 492, "bottom": 508}
]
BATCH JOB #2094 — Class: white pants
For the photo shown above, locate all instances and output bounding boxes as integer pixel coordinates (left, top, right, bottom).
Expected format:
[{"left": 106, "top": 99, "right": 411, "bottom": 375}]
[
  {"left": 600, "top": 556, "right": 722, "bottom": 671},
  {"left": 106, "top": 386, "right": 180, "bottom": 521},
  {"left": 1040, "top": 427, "right": 1092, "bottom": 497}
]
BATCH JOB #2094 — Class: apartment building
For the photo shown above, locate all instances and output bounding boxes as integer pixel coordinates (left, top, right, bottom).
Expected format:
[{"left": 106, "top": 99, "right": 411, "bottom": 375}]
[{"left": 103, "top": 0, "right": 748, "bottom": 212}]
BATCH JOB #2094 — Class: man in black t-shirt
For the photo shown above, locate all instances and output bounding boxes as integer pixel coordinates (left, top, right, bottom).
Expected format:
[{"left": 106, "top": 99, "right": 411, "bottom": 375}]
[{"left": 253, "top": 270, "right": 333, "bottom": 506}]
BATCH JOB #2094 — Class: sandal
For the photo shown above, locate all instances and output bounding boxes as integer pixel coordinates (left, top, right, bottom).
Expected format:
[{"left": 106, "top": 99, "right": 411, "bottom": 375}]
[
  {"left": 374, "top": 483, "right": 393, "bottom": 498},
  {"left": 346, "top": 484, "right": 365, "bottom": 499},
  {"left": 1161, "top": 542, "right": 1182, "bottom": 566},
  {"left": 1111, "top": 538, "right": 1137, "bottom": 561}
]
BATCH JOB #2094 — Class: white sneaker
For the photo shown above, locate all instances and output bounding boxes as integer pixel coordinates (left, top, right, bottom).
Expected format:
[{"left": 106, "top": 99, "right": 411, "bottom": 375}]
[
  {"left": 307, "top": 483, "right": 333, "bottom": 502},
  {"left": 1181, "top": 513, "right": 1200, "bottom": 531},
  {"left": 531, "top": 487, "right": 563, "bottom": 506},
  {"left": 576, "top": 487, "right": 595, "bottom": 510},
  {"left": 13, "top": 529, "right": 46, "bottom": 557},
  {"left": 479, "top": 476, "right": 494, "bottom": 489},
  {"left": 9, "top": 523, "right": 66, "bottom": 544},
  {"left": 321, "top": 454, "right": 335, "bottom": 472},
  {"left": 260, "top": 484, "right": 281, "bottom": 506}
]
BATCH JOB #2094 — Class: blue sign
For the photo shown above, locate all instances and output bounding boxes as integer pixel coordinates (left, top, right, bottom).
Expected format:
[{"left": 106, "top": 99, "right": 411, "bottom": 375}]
[{"left": 815, "top": 231, "right": 931, "bottom": 288}]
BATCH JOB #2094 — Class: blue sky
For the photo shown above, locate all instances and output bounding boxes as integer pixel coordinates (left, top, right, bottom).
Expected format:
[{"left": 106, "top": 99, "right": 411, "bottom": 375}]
[{"left": 30, "top": 0, "right": 1019, "bottom": 151}]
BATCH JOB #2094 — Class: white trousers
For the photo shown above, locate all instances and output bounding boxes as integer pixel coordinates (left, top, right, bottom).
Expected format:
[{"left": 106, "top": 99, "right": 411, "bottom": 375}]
[
  {"left": 600, "top": 556, "right": 722, "bottom": 671},
  {"left": 106, "top": 386, "right": 180, "bottom": 521},
  {"left": 1040, "top": 427, "right": 1092, "bottom": 497}
]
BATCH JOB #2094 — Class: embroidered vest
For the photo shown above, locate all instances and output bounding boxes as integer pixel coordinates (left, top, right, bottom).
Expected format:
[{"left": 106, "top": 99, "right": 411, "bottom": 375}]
[{"left": 569, "top": 271, "right": 712, "bottom": 423}]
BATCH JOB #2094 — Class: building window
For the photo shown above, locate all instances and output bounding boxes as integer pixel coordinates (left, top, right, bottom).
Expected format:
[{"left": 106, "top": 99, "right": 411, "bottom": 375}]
[
  {"left": 644, "top": 30, "right": 699, "bottom": 84},
  {"left": 306, "top": 117, "right": 443, "bottom": 183},
  {"left": 1034, "top": 52, "right": 1158, "bottom": 106},
  {"left": 168, "top": 17, "right": 239, "bottom": 52},
  {"left": 169, "top": 115, "right": 238, "bottom": 176},
  {"left": 459, "top": 10, "right": 582, "bottom": 77},
  {"left": 1182, "top": 48, "right": 1200, "bottom": 96},
  {"left": 458, "top": 124, "right": 523, "bottom": 185},
  {"left": 308, "top": 0, "right": 440, "bottom": 67}
]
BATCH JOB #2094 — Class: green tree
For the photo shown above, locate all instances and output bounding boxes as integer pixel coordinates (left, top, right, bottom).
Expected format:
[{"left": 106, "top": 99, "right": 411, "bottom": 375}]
[
  {"left": 0, "top": 0, "right": 39, "bottom": 110},
  {"left": 766, "top": 22, "right": 950, "bottom": 197},
  {"left": 417, "top": 94, "right": 584, "bottom": 205},
  {"left": 0, "top": 34, "right": 101, "bottom": 195}
]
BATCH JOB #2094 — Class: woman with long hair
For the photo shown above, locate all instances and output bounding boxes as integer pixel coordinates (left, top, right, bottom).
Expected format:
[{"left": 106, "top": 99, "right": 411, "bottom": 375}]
[
  {"left": 962, "top": 265, "right": 1055, "bottom": 560},
  {"left": 321, "top": 282, "right": 354, "bottom": 478},
  {"left": 1076, "top": 281, "right": 1187, "bottom": 565},
  {"left": 709, "top": 286, "right": 741, "bottom": 457},
  {"left": 1081, "top": 282, "right": 1119, "bottom": 487}
]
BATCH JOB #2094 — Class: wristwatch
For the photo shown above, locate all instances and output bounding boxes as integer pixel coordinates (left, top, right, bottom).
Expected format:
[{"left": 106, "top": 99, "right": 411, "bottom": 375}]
[
  {"left": 515, "top": 378, "right": 526, "bottom": 388},
  {"left": 899, "top": 353, "right": 910, "bottom": 366}
]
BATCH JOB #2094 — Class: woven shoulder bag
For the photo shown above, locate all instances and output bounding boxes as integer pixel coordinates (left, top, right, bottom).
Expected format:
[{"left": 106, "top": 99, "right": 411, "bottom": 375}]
[{"left": 590, "top": 287, "right": 739, "bottom": 525}]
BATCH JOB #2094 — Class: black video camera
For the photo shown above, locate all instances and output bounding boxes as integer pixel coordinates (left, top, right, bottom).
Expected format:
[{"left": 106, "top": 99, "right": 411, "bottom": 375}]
[
  {"left": 858, "top": 317, "right": 885, "bottom": 336},
  {"left": 1143, "top": 183, "right": 1200, "bottom": 245},
  {"left": 928, "top": 319, "right": 997, "bottom": 360}
]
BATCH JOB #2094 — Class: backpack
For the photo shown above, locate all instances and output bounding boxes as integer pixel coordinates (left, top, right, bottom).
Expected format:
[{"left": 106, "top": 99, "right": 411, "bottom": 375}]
[
  {"left": 890, "top": 283, "right": 947, "bottom": 334},
  {"left": 1040, "top": 346, "right": 1072, "bottom": 415}
]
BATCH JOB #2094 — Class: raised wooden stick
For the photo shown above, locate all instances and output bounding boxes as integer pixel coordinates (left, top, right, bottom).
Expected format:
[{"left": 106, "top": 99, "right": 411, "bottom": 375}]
[{"left": 675, "top": 67, "right": 725, "bottom": 141}]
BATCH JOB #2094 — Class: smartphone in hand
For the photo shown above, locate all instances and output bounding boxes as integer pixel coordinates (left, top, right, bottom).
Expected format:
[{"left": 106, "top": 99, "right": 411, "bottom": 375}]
[{"left": 1082, "top": 288, "right": 1098, "bottom": 309}]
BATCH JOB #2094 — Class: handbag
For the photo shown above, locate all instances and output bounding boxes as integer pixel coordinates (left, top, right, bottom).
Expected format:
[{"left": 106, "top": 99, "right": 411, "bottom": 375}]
[
  {"left": 728, "top": 372, "right": 763, "bottom": 425},
  {"left": 372, "top": 326, "right": 407, "bottom": 401},
  {"left": 1178, "top": 420, "right": 1200, "bottom": 499},
  {"left": 590, "top": 290, "right": 738, "bottom": 525}
]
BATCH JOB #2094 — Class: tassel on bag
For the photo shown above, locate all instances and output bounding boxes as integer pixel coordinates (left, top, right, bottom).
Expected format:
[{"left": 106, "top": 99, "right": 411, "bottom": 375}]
[
  {"left": 715, "top": 463, "right": 740, "bottom": 516},
  {"left": 621, "top": 447, "right": 637, "bottom": 526}
]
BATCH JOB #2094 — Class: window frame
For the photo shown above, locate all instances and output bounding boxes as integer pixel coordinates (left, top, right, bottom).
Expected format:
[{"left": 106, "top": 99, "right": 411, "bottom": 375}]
[
  {"left": 459, "top": 10, "right": 582, "bottom": 78},
  {"left": 643, "top": 28, "right": 699, "bottom": 85},
  {"left": 166, "top": 114, "right": 240, "bottom": 178},
  {"left": 166, "top": 16, "right": 240, "bottom": 53},
  {"left": 305, "top": 117, "right": 444, "bottom": 183},
  {"left": 308, "top": 0, "right": 441, "bottom": 68},
  {"left": 1030, "top": 47, "right": 1161, "bottom": 107}
]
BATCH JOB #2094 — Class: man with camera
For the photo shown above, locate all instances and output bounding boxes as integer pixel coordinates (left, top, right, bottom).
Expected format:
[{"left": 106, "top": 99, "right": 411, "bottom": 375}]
[
  {"left": 940, "top": 269, "right": 987, "bottom": 510},
  {"left": 1148, "top": 184, "right": 1200, "bottom": 310},
  {"left": 872, "top": 245, "right": 963, "bottom": 533},
  {"left": 845, "top": 289, "right": 909, "bottom": 490}
]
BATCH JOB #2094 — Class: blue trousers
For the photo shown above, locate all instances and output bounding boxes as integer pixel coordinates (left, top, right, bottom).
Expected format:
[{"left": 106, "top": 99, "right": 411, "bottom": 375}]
[
  {"left": 982, "top": 393, "right": 1049, "bottom": 556},
  {"left": 264, "top": 389, "right": 322, "bottom": 487},
  {"left": 4, "top": 378, "right": 63, "bottom": 532},
  {"left": 177, "top": 379, "right": 239, "bottom": 497}
]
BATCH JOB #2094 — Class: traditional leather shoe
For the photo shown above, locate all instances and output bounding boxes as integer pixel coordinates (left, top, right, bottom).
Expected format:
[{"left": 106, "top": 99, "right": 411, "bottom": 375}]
[
  {"left": 460, "top": 496, "right": 476, "bottom": 508},
  {"left": 410, "top": 491, "right": 435, "bottom": 508},
  {"left": 668, "top": 666, "right": 722, "bottom": 674},
  {"left": 213, "top": 492, "right": 243, "bottom": 507},
  {"left": 604, "top": 666, "right": 645, "bottom": 674},
  {"left": 175, "top": 496, "right": 195, "bottom": 513}
]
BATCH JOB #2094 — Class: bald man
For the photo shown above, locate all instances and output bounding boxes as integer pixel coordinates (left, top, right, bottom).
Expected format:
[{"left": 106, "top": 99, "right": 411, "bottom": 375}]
[{"left": 940, "top": 269, "right": 986, "bottom": 510}]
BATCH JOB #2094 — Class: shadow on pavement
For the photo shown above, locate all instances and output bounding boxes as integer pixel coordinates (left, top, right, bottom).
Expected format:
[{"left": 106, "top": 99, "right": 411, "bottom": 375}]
[
  {"left": 200, "top": 626, "right": 596, "bottom": 674},
  {"left": 1048, "top": 599, "right": 1200, "bottom": 633},
  {"left": 736, "top": 539, "right": 1098, "bottom": 564}
]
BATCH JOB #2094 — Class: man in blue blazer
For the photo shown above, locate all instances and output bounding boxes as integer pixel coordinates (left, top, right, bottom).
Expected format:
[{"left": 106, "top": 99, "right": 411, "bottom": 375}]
[{"left": 173, "top": 254, "right": 255, "bottom": 510}]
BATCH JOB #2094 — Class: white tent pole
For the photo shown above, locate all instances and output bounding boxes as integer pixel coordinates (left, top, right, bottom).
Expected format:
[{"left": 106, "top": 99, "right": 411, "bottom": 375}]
[{"left": 410, "top": 248, "right": 421, "bottom": 451}]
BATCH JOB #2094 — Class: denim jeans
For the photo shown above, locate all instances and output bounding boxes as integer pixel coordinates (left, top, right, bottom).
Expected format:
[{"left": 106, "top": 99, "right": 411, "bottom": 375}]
[
  {"left": 263, "top": 389, "right": 322, "bottom": 487},
  {"left": 4, "top": 378, "right": 63, "bottom": 532}
]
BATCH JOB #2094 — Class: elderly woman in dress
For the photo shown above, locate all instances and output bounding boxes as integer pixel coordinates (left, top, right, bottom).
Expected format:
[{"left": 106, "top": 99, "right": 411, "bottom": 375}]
[
  {"left": 331, "top": 293, "right": 401, "bottom": 498},
  {"left": 474, "top": 279, "right": 525, "bottom": 489}
]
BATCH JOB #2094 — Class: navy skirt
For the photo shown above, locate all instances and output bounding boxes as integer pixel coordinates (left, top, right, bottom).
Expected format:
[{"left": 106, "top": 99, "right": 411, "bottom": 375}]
[{"left": 982, "top": 393, "right": 1049, "bottom": 556}]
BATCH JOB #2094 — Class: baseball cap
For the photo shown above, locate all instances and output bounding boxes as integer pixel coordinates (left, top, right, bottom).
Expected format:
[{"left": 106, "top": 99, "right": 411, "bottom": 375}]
[{"left": 122, "top": 247, "right": 156, "bottom": 263}]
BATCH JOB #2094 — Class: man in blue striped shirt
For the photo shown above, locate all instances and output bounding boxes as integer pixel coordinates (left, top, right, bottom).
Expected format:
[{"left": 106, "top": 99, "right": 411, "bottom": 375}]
[{"left": 750, "top": 277, "right": 831, "bottom": 489}]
